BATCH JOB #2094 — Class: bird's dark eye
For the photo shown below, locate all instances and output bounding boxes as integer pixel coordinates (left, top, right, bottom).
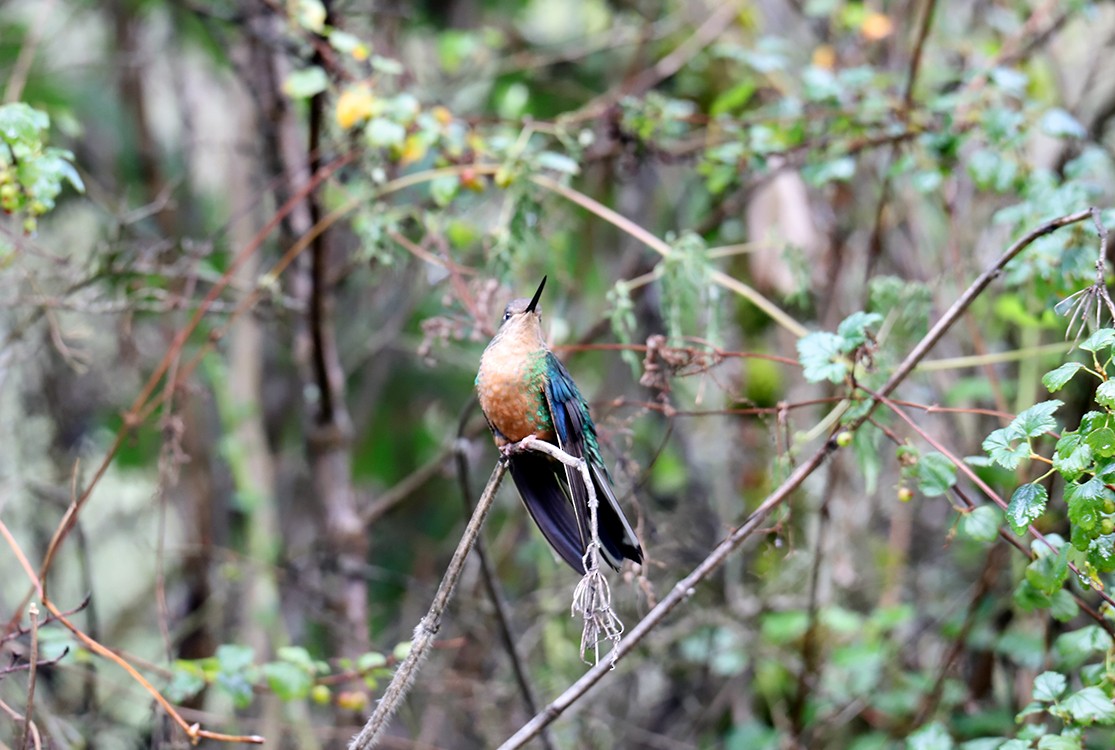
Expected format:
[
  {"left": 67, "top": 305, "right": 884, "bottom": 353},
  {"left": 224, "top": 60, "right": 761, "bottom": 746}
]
[{"left": 502, "top": 311, "right": 512, "bottom": 322}]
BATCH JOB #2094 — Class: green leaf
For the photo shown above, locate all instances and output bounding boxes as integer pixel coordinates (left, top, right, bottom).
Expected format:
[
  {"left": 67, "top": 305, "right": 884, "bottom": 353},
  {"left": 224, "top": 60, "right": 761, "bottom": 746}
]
[
  {"left": 1037, "top": 731, "right": 1083, "bottom": 750},
  {"left": 1061, "top": 686, "right": 1115, "bottom": 725},
  {"left": 262, "top": 661, "right": 313, "bottom": 701},
  {"left": 1054, "top": 626, "right": 1114, "bottom": 670},
  {"left": 1014, "top": 578, "right": 1052, "bottom": 612},
  {"left": 356, "top": 651, "right": 387, "bottom": 671},
  {"left": 915, "top": 453, "right": 957, "bottom": 497},
  {"left": 1087, "top": 427, "right": 1115, "bottom": 458},
  {"left": 1034, "top": 671, "right": 1067, "bottom": 702},
  {"left": 1066, "top": 477, "right": 1110, "bottom": 534},
  {"left": 983, "top": 428, "right": 1030, "bottom": 469},
  {"left": 1050, "top": 589, "right": 1080, "bottom": 622},
  {"left": 1007, "top": 484, "right": 1048, "bottom": 535},
  {"left": 1043, "top": 362, "right": 1085, "bottom": 392},
  {"left": 1096, "top": 380, "right": 1115, "bottom": 409},
  {"left": 1054, "top": 431, "right": 1093, "bottom": 480},
  {"left": 166, "top": 661, "right": 207, "bottom": 703},
  {"left": 1011, "top": 400, "right": 1062, "bottom": 438},
  {"left": 283, "top": 66, "right": 329, "bottom": 99},
  {"left": 428, "top": 174, "right": 459, "bottom": 206},
  {"left": 835, "top": 311, "right": 883, "bottom": 349},
  {"left": 1026, "top": 544, "right": 1070, "bottom": 595},
  {"left": 797, "top": 331, "right": 848, "bottom": 383},
  {"left": 958, "top": 506, "right": 1000, "bottom": 543},
  {"left": 710, "top": 79, "right": 757, "bottom": 116},
  {"left": 0, "top": 103, "right": 49, "bottom": 143},
  {"left": 277, "top": 646, "right": 316, "bottom": 672},
  {"left": 216, "top": 643, "right": 254, "bottom": 672},
  {"left": 1080, "top": 328, "right": 1115, "bottom": 353},
  {"left": 906, "top": 722, "right": 953, "bottom": 750}
]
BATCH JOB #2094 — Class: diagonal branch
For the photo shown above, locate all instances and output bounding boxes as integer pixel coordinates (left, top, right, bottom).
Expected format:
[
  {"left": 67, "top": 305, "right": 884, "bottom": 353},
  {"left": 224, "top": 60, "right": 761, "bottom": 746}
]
[{"left": 348, "top": 460, "right": 509, "bottom": 750}]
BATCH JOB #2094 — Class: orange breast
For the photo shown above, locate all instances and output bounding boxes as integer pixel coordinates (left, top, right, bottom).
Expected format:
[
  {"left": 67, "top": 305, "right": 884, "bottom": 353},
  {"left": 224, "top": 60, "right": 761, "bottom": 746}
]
[{"left": 477, "top": 346, "right": 554, "bottom": 444}]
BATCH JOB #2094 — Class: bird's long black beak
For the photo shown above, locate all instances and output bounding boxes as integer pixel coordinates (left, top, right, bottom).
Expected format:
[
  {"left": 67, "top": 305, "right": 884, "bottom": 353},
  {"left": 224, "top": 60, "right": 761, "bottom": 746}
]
[{"left": 525, "top": 276, "right": 546, "bottom": 313}]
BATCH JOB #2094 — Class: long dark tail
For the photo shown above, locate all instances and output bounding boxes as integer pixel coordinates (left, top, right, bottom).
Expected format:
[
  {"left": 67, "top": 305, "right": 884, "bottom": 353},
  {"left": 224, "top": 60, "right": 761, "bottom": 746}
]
[{"left": 508, "top": 452, "right": 642, "bottom": 574}]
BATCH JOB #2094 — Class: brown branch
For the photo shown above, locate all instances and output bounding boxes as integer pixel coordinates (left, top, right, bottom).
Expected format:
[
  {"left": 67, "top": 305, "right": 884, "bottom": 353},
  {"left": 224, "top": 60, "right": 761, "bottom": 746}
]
[{"left": 19, "top": 603, "right": 39, "bottom": 750}]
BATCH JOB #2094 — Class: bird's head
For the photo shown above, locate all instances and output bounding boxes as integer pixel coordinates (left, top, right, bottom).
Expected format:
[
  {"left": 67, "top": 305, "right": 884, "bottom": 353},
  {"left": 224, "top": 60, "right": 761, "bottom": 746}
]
[{"left": 496, "top": 276, "right": 547, "bottom": 343}]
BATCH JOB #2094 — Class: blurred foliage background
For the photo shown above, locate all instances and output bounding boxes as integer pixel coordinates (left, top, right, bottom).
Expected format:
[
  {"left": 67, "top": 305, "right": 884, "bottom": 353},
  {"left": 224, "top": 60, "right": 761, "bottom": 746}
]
[{"left": 5, "top": 0, "right": 1115, "bottom": 748}]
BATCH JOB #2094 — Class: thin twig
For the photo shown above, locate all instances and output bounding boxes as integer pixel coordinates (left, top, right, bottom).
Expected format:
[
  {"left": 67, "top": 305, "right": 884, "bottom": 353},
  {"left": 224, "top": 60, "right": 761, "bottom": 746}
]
[
  {"left": 348, "top": 460, "right": 509, "bottom": 750},
  {"left": 20, "top": 603, "right": 39, "bottom": 750}
]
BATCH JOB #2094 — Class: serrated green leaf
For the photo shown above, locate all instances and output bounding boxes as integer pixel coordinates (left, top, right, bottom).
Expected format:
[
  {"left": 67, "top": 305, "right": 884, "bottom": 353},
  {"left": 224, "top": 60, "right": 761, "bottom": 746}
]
[
  {"left": 1043, "top": 362, "right": 1085, "bottom": 392},
  {"left": 1026, "top": 545, "right": 1070, "bottom": 595},
  {"left": 1080, "top": 328, "right": 1115, "bottom": 353},
  {"left": 1007, "top": 484, "right": 1048, "bottom": 535},
  {"left": 1054, "top": 431, "right": 1093, "bottom": 480},
  {"left": 1096, "top": 380, "right": 1115, "bottom": 409},
  {"left": 836, "top": 311, "right": 883, "bottom": 350},
  {"left": 1061, "top": 686, "right": 1115, "bottom": 724},
  {"left": 262, "top": 661, "right": 313, "bottom": 701},
  {"left": 1034, "top": 671, "right": 1068, "bottom": 702},
  {"left": 1055, "top": 626, "right": 1114, "bottom": 670},
  {"left": 958, "top": 505, "right": 1000, "bottom": 543},
  {"left": 916, "top": 452, "right": 957, "bottom": 497},
  {"left": 1011, "top": 400, "right": 1062, "bottom": 438},
  {"left": 797, "top": 331, "right": 848, "bottom": 383},
  {"left": 1066, "top": 477, "right": 1109, "bottom": 533},
  {"left": 1087, "top": 534, "right": 1115, "bottom": 573},
  {"left": 1087, "top": 427, "right": 1115, "bottom": 458},
  {"left": 983, "top": 428, "right": 1030, "bottom": 470}
]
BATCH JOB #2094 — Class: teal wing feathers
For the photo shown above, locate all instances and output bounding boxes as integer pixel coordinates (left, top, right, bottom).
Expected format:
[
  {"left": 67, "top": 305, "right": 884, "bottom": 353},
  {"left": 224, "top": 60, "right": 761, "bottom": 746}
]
[{"left": 541, "top": 353, "right": 643, "bottom": 569}]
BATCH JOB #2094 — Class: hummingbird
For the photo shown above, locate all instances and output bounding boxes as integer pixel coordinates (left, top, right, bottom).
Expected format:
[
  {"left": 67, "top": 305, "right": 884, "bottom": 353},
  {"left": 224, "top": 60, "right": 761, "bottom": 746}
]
[{"left": 476, "top": 277, "right": 644, "bottom": 573}]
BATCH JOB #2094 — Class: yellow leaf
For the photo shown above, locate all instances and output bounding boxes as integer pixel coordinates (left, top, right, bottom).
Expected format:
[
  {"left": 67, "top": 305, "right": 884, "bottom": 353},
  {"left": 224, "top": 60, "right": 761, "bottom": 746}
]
[
  {"left": 335, "top": 85, "right": 376, "bottom": 130},
  {"left": 861, "top": 11, "right": 893, "bottom": 41},
  {"left": 398, "top": 134, "right": 427, "bottom": 165}
]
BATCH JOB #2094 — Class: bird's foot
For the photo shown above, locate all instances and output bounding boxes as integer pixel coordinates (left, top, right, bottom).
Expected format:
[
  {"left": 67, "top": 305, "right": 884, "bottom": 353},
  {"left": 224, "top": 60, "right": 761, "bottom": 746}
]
[{"left": 500, "top": 435, "right": 537, "bottom": 458}]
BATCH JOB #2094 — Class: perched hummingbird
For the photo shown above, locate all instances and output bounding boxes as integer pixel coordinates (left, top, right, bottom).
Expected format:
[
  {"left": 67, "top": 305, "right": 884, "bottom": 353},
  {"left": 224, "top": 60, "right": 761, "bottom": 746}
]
[{"left": 476, "top": 277, "right": 643, "bottom": 573}]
